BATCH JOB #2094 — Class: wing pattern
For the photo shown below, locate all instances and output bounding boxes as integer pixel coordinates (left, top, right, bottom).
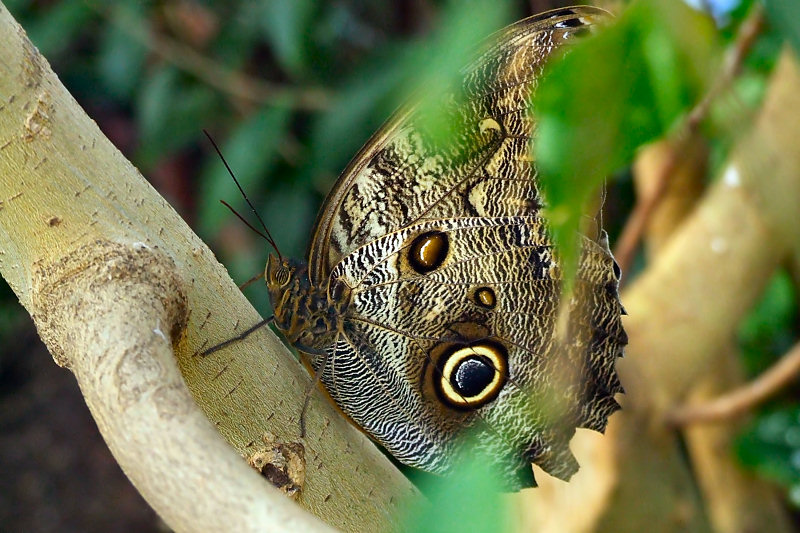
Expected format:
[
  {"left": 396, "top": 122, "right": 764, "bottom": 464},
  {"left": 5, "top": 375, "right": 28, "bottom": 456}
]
[{"left": 294, "top": 6, "right": 625, "bottom": 488}]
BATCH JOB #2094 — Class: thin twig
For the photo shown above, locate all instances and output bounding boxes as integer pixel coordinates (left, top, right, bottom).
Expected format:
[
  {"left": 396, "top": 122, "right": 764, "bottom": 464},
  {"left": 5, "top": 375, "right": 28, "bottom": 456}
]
[
  {"left": 669, "top": 340, "right": 800, "bottom": 425},
  {"left": 613, "top": 6, "right": 765, "bottom": 277},
  {"left": 100, "top": 7, "right": 333, "bottom": 111},
  {"left": 613, "top": 137, "right": 682, "bottom": 277},
  {"left": 686, "top": 4, "right": 765, "bottom": 131}
]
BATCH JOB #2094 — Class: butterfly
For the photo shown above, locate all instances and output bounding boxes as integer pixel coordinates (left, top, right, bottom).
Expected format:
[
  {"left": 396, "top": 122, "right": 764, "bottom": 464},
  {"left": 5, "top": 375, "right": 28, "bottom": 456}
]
[{"left": 259, "top": 6, "right": 626, "bottom": 490}]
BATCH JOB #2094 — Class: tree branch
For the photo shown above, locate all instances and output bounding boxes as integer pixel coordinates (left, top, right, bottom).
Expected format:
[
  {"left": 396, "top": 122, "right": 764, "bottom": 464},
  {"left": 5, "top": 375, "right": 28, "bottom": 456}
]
[
  {"left": 669, "top": 340, "right": 800, "bottom": 425},
  {"left": 32, "top": 241, "right": 337, "bottom": 532},
  {"left": 613, "top": 5, "right": 766, "bottom": 276},
  {"left": 0, "top": 4, "right": 417, "bottom": 531}
]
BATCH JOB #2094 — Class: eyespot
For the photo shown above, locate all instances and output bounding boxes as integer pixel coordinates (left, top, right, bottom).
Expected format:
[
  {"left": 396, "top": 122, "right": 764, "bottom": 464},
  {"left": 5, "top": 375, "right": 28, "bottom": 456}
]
[
  {"left": 434, "top": 341, "right": 508, "bottom": 410},
  {"left": 473, "top": 287, "right": 497, "bottom": 309},
  {"left": 478, "top": 117, "right": 501, "bottom": 135},
  {"left": 408, "top": 231, "right": 449, "bottom": 274}
]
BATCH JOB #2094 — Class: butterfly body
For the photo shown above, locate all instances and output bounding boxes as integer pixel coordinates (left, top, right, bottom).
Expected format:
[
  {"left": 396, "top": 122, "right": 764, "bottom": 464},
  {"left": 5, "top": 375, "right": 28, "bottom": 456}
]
[
  {"left": 267, "top": 257, "right": 349, "bottom": 354},
  {"left": 265, "top": 6, "right": 626, "bottom": 490}
]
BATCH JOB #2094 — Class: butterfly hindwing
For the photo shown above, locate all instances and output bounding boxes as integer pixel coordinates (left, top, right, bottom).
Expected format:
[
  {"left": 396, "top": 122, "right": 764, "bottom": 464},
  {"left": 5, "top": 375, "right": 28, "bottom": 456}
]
[{"left": 325, "top": 215, "right": 623, "bottom": 485}]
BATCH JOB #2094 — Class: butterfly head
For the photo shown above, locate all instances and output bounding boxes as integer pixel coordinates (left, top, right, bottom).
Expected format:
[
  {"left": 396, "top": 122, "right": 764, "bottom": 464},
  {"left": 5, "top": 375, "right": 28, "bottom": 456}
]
[
  {"left": 265, "top": 254, "right": 295, "bottom": 290},
  {"left": 265, "top": 254, "right": 348, "bottom": 355},
  {"left": 265, "top": 254, "right": 306, "bottom": 337}
]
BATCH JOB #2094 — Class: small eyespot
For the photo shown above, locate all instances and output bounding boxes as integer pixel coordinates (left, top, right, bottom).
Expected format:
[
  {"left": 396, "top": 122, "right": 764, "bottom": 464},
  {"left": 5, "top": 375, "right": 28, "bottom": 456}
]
[
  {"left": 473, "top": 287, "right": 497, "bottom": 309},
  {"left": 408, "top": 231, "right": 449, "bottom": 274},
  {"left": 478, "top": 117, "right": 501, "bottom": 135},
  {"left": 434, "top": 341, "right": 508, "bottom": 410}
]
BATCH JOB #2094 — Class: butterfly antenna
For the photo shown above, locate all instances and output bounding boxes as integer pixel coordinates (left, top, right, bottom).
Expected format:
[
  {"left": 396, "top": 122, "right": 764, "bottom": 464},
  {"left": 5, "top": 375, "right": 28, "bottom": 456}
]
[
  {"left": 203, "top": 129, "right": 283, "bottom": 261},
  {"left": 220, "top": 200, "right": 273, "bottom": 243}
]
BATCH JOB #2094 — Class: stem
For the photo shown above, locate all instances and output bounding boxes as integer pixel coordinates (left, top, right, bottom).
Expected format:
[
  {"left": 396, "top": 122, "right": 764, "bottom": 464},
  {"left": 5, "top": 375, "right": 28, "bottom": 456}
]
[{"left": 669, "top": 340, "right": 800, "bottom": 425}]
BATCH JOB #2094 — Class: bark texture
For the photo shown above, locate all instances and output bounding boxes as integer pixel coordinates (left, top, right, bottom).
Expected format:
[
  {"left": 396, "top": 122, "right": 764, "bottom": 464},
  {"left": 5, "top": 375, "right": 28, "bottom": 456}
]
[{"left": 0, "top": 4, "right": 417, "bottom": 532}]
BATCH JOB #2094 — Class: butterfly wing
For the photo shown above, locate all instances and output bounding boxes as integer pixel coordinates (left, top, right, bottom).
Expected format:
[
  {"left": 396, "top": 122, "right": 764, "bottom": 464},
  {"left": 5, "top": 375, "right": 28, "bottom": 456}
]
[
  {"left": 305, "top": 6, "right": 625, "bottom": 489},
  {"left": 308, "top": 6, "right": 607, "bottom": 283}
]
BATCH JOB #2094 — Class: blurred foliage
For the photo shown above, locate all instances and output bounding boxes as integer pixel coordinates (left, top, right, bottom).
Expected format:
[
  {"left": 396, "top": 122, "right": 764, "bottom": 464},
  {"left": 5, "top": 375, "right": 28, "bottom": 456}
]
[
  {"left": 763, "top": 0, "right": 800, "bottom": 55},
  {"left": 739, "top": 271, "right": 798, "bottom": 377},
  {"left": 534, "top": 0, "right": 721, "bottom": 282},
  {"left": 1, "top": 0, "right": 800, "bottom": 524},
  {"left": 736, "top": 406, "right": 800, "bottom": 507},
  {"left": 735, "top": 271, "right": 800, "bottom": 505},
  {"left": 403, "top": 435, "right": 511, "bottom": 533}
]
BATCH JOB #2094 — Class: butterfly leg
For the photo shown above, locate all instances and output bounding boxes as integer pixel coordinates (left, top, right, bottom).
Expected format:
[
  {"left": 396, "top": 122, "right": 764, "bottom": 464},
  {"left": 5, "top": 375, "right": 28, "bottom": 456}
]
[
  {"left": 294, "top": 343, "right": 330, "bottom": 438},
  {"left": 199, "top": 316, "right": 275, "bottom": 357},
  {"left": 238, "top": 271, "right": 265, "bottom": 291}
]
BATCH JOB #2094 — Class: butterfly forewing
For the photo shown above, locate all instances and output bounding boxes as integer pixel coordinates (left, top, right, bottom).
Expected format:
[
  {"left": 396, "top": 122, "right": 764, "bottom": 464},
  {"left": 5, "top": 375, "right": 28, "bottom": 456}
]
[{"left": 307, "top": 7, "right": 608, "bottom": 282}]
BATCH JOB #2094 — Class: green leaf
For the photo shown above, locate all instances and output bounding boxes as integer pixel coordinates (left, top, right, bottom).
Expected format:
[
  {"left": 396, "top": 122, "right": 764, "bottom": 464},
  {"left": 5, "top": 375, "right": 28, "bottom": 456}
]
[
  {"left": 533, "top": 0, "right": 720, "bottom": 284},
  {"left": 407, "top": 0, "right": 513, "bottom": 146},
  {"left": 764, "top": 0, "right": 800, "bottom": 55},
  {"left": 197, "top": 105, "right": 293, "bottom": 238},
  {"left": 302, "top": 0, "right": 513, "bottom": 208},
  {"left": 307, "top": 0, "right": 513, "bottom": 186},
  {"left": 136, "top": 66, "right": 218, "bottom": 168},
  {"left": 307, "top": 51, "right": 408, "bottom": 183},
  {"left": 98, "top": 4, "right": 148, "bottom": 100},
  {"left": 738, "top": 270, "right": 798, "bottom": 376},
  {"left": 24, "top": 0, "right": 94, "bottom": 58},
  {"left": 403, "top": 436, "right": 511, "bottom": 533},
  {"left": 210, "top": 3, "right": 262, "bottom": 72},
  {"left": 736, "top": 406, "right": 800, "bottom": 506},
  {"left": 259, "top": 0, "right": 316, "bottom": 77}
]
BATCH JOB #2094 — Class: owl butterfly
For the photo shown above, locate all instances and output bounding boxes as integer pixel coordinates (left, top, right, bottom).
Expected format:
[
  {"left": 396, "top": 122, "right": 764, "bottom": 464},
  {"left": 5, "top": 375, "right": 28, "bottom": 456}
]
[{"left": 263, "top": 5, "right": 626, "bottom": 490}]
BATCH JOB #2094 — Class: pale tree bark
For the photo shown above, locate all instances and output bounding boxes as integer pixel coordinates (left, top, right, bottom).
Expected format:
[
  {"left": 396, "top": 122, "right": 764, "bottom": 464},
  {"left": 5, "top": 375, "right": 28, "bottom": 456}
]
[
  {"left": 0, "top": 4, "right": 418, "bottom": 532},
  {"left": 517, "top": 50, "right": 800, "bottom": 532},
  {"left": 636, "top": 138, "right": 790, "bottom": 533}
]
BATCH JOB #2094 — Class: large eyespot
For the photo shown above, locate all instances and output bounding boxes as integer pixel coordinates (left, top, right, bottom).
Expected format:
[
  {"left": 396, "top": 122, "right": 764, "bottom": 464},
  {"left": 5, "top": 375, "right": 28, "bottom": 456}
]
[
  {"left": 408, "top": 231, "right": 449, "bottom": 274},
  {"left": 435, "top": 341, "right": 508, "bottom": 410}
]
